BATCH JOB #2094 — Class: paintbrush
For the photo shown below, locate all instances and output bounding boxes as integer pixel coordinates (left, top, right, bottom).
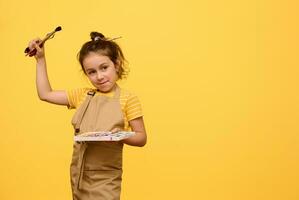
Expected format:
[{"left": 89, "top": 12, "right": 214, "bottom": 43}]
[{"left": 24, "top": 26, "right": 62, "bottom": 57}]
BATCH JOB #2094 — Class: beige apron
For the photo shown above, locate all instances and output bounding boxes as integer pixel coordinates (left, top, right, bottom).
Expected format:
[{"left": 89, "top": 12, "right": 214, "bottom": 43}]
[{"left": 70, "top": 85, "right": 124, "bottom": 200}]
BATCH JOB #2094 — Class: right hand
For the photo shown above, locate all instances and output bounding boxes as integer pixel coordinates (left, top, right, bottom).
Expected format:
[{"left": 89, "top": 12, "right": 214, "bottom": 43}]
[{"left": 27, "top": 38, "right": 45, "bottom": 60}]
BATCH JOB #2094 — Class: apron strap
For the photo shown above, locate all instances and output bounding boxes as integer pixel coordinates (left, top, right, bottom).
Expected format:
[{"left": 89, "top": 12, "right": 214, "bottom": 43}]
[
  {"left": 73, "top": 90, "right": 95, "bottom": 190},
  {"left": 73, "top": 90, "right": 96, "bottom": 134},
  {"left": 77, "top": 142, "right": 88, "bottom": 190}
]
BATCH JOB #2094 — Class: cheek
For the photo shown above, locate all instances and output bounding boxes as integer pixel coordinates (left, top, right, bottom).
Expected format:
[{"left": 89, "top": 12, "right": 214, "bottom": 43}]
[
  {"left": 107, "top": 68, "right": 117, "bottom": 78},
  {"left": 86, "top": 74, "right": 95, "bottom": 82},
  {"left": 112, "top": 71, "right": 119, "bottom": 80}
]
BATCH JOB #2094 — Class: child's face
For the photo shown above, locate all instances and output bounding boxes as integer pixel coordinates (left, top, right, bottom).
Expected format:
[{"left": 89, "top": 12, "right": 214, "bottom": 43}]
[{"left": 83, "top": 52, "right": 119, "bottom": 92}]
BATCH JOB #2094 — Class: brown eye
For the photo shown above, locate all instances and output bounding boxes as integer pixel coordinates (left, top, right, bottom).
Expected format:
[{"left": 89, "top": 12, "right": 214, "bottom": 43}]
[
  {"left": 101, "top": 66, "right": 108, "bottom": 71},
  {"left": 88, "top": 71, "right": 96, "bottom": 75}
]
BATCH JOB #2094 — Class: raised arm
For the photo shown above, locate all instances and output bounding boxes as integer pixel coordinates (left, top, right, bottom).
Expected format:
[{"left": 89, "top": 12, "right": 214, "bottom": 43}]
[{"left": 29, "top": 38, "right": 69, "bottom": 106}]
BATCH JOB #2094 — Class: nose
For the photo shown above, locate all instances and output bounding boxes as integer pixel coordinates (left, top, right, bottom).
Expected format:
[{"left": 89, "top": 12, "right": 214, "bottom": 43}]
[{"left": 97, "top": 72, "right": 104, "bottom": 80}]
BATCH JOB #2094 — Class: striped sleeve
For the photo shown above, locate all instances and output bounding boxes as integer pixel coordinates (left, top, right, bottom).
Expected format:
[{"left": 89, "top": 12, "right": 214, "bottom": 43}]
[
  {"left": 67, "top": 88, "right": 89, "bottom": 109},
  {"left": 125, "top": 93, "right": 143, "bottom": 121}
]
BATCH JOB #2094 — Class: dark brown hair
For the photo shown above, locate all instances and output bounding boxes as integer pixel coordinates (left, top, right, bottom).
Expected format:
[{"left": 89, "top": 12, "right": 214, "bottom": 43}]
[{"left": 77, "top": 32, "right": 128, "bottom": 79}]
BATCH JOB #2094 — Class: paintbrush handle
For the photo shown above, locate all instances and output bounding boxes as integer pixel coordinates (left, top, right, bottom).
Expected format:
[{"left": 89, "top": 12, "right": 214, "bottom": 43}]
[{"left": 25, "top": 26, "right": 62, "bottom": 57}]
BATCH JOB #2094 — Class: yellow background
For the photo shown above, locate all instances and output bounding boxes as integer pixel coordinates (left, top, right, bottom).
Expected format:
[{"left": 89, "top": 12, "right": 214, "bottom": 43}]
[{"left": 1, "top": 0, "right": 298, "bottom": 199}]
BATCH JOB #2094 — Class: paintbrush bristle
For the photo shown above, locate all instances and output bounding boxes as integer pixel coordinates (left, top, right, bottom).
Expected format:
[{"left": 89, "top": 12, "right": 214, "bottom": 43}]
[{"left": 55, "top": 26, "right": 62, "bottom": 32}]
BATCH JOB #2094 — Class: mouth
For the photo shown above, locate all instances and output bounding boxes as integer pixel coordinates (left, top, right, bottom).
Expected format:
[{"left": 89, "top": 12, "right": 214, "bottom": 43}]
[{"left": 98, "top": 80, "right": 109, "bottom": 85}]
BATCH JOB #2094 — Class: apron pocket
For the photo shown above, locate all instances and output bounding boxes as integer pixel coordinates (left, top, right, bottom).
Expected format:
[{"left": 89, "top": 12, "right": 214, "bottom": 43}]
[
  {"left": 84, "top": 143, "right": 123, "bottom": 171},
  {"left": 80, "top": 170, "right": 122, "bottom": 199}
]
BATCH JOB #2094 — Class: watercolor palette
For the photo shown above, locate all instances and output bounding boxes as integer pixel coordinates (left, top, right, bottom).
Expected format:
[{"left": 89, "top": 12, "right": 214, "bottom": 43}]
[{"left": 74, "top": 131, "right": 135, "bottom": 141}]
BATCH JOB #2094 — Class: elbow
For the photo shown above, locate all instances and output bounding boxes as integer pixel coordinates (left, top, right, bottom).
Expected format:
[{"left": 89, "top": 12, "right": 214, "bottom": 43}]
[
  {"left": 138, "top": 137, "right": 147, "bottom": 147},
  {"left": 138, "top": 143, "right": 146, "bottom": 147},
  {"left": 39, "top": 97, "right": 46, "bottom": 101},
  {"left": 128, "top": 138, "right": 146, "bottom": 147},
  {"left": 38, "top": 94, "right": 47, "bottom": 101},
  {"left": 37, "top": 91, "right": 51, "bottom": 102},
  {"left": 137, "top": 143, "right": 146, "bottom": 147},
  {"left": 38, "top": 93, "right": 51, "bottom": 102}
]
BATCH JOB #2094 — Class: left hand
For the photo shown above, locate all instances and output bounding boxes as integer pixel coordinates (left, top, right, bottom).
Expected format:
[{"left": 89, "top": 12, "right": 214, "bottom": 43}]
[{"left": 110, "top": 127, "right": 122, "bottom": 133}]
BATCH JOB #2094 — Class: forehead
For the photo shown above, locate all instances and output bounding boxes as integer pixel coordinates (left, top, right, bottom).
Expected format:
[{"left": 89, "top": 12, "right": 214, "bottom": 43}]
[{"left": 83, "top": 52, "right": 112, "bottom": 68}]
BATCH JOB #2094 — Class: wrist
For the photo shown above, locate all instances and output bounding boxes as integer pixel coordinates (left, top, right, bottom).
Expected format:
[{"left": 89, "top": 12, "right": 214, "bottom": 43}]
[{"left": 36, "top": 56, "right": 46, "bottom": 64}]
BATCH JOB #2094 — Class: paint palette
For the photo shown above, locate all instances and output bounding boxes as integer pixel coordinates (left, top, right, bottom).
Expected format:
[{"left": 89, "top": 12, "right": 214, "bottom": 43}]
[{"left": 74, "top": 131, "right": 135, "bottom": 141}]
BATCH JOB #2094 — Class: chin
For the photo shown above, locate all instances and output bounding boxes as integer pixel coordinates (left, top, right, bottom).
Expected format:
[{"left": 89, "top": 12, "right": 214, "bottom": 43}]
[{"left": 97, "top": 85, "right": 113, "bottom": 93}]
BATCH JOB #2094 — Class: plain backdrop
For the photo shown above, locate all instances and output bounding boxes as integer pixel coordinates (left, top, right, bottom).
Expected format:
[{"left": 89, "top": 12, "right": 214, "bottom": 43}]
[{"left": 0, "top": 0, "right": 298, "bottom": 199}]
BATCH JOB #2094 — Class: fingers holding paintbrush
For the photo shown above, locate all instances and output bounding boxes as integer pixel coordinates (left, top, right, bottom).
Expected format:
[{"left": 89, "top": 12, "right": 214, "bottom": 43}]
[
  {"left": 27, "top": 38, "right": 45, "bottom": 59},
  {"left": 25, "top": 26, "right": 62, "bottom": 57}
]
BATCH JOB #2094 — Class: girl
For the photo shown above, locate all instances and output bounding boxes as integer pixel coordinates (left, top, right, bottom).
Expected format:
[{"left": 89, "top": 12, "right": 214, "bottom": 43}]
[{"left": 28, "top": 31, "right": 147, "bottom": 200}]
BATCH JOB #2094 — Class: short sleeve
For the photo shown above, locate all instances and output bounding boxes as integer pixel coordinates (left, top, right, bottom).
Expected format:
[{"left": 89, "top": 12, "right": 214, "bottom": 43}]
[
  {"left": 125, "top": 93, "right": 143, "bottom": 121},
  {"left": 67, "top": 88, "right": 90, "bottom": 109}
]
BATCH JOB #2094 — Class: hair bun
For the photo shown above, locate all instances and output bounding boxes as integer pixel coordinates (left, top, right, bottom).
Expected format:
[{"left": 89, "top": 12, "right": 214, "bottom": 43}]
[{"left": 90, "top": 32, "right": 106, "bottom": 41}]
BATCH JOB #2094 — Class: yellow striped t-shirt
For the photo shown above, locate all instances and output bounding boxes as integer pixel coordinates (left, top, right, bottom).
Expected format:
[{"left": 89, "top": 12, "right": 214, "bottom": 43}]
[{"left": 67, "top": 87, "right": 143, "bottom": 131}]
